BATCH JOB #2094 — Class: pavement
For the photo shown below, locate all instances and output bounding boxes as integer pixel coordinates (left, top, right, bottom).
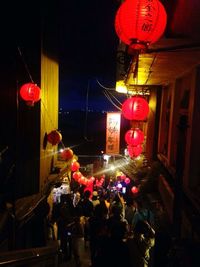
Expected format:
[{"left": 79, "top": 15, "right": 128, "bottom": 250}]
[{"left": 59, "top": 238, "right": 91, "bottom": 267}]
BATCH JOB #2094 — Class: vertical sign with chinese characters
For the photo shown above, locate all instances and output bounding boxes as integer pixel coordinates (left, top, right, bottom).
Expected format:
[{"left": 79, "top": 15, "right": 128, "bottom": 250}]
[
  {"left": 106, "top": 112, "right": 121, "bottom": 155},
  {"left": 141, "top": 0, "right": 155, "bottom": 34}
]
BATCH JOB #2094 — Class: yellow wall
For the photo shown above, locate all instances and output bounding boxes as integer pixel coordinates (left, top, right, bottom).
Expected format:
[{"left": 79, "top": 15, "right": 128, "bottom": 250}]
[{"left": 40, "top": 52, "right": 59, "bottom": 192}]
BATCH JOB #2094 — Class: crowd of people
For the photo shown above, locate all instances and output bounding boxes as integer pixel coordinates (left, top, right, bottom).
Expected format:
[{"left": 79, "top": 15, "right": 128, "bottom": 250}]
[{"left": 50, "top": 188, "right": 156, "bottom": 267}]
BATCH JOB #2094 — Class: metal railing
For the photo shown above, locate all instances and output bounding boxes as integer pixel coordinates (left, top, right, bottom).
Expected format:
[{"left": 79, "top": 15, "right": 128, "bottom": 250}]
[{"left": 0, "top": 242, "right": 60, "bottom": 267}]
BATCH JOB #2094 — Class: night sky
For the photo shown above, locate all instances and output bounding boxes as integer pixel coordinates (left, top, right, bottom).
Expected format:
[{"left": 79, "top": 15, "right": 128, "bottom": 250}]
[
  {"left": 1, "top": 0, "right": 128, "bottom": 156},
  {"left": 57, "top": 1, "right": 130, "bottom": 156},
  {"left": 59, "top": 0, "right": 122, "bottom": 111}
]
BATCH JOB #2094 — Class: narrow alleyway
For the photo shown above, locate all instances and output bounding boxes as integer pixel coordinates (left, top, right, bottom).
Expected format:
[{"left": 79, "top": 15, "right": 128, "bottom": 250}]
[{"left": 58, "top": 191, "right": 172, "bottom": 267}]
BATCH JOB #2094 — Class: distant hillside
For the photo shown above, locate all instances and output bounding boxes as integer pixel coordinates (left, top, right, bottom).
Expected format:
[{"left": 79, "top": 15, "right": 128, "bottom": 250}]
[{"left": 59, "top": 110, "right": 129, "bottom": 161}]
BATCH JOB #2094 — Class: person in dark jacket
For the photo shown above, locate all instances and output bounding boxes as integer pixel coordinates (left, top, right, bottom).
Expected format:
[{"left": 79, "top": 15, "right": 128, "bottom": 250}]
[{"left": 78, "top": 190, "right": 94, "bottom": 247}]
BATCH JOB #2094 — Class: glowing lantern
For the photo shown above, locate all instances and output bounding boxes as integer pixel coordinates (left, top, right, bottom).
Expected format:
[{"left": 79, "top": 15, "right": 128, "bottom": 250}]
[
  {"left": 125, "top": 128, "right": 144, "bottom": 146},
  {"left": 124, "top": 177, "right": 130, "bottom": 184},
  {"left": 47, "top": 130, "right": 62, "bottom": 145},
  {"left": 88, "top": 177, "right": 95, "bottom": 185},
  {"left": 128, "top": 144, "right": 143, "bottom": 157},
  {"left": 120, "top": 174, "right": 126, "bottom": 180},
  {"left": 122, "top": 96, "right": 149, "bottom": 121},
  {"left": 71, "top": 161, "right": 80, "bottom": 172},
  {"left": 79, "top": 176, "right": 88, "bottom": 185},
  {"left": 72, "top": 171, "right": 82, "bottom": 181},
  {"left": 90, "top": 176, "right": 95, "bottom": 182},
  {"left": 61, "top": 148, "right": 74, "bottom": 160},
  {"left": 20, "top": 83, "right": 41, "bottom": 106},
  {"left": 115, "top": 0, "right": 167, "bottom": 50},
  {"left": 131, "top": 186, "right": 139, "bottom": 194}
]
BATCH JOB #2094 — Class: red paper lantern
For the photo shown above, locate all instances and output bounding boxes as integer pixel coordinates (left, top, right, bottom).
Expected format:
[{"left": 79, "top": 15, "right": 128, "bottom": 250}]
[
  {"left": 115, "top": 0, "right": 167, "bottom": 50},
  {"left": 125, "top": 128, "right": 144, "bottom": 146},
  {"left": 124, "top": 177, "right": 130, "bottom": 184},
  {"left": 61, "top": 148, "right": 74, "bottom": 160},
  {"left": 71, "top": 161, "right": 80, "bottom": 172},
  {"left": 47, "top": 130, "right": 62, "bottom": 145},
  {"left": 20, "top": 83, "right": 41, "bottom": 106},
  {"left": 128, "top": 144, "right": 143, "bottom": 157},
  {"left": 120, "top": 174, "right": 126, "bottom": 180},
  {"left": 131, "top": 186, "right": 139, "bottom": 194},
  {"left": 72, "top": 171, "right": 82, "bottom": 181},
  {"left": 122, "top": 96, "right": 149, "bottom": 121}
]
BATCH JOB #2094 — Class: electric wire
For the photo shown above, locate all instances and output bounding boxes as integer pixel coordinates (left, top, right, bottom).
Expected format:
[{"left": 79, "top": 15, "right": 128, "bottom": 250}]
[
  {"left": 84, "top": 80, "right": 93, "bottom": 142},
  {"left": 95, "top": 77, "right": 124, "bottom": 109},
  {"left": 103, "top": 90, "right": 122, "bottom": 111},
  {"left": 96, "top": 78, "right": 115, "bottom": 90},
  {"left": 105, "top": 88, "right": 123, "bottom": 106},
  {"left": 17, "top": 46, "right": 34, "bottom": 83}
]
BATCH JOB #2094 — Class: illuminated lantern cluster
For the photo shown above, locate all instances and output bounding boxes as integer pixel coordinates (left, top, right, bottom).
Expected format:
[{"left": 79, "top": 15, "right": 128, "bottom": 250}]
[
  {"left": 115, "top": 0, "right": 167, "bottom": 50},
  {"left": 125, "top": 128, "right": 144, "bottom": 146},
  {"left": 61, "top": 148, "right": 74, "bottom": 161},
  {"left": 72, "top": 172, "right": 94, "bottom": 188},
  {"left": 20, "top": 83, "right": 41, "bottom": 106},
  {"left": 70, "top": 161, "right": 80, "bottom": 172},
  {"left": 125, "top": 128, "right": 144, "bottom": 158},
  {"left": 72, "top": 171, "right": 82, "bottom": 181},
  {"left": 47, "top": 130, "right": 62, "bottom": 146},
  {"left": 122, "top": 96, "right": 149, "bottom": 121},
  {"left": 95, "top": 175, "right": 105, "bottom": 187}
]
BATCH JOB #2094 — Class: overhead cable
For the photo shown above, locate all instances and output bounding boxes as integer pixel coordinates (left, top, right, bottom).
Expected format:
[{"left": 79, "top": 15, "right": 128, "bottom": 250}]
[{"left": 103, "top": 90, "right": 122, "bottom": 111}]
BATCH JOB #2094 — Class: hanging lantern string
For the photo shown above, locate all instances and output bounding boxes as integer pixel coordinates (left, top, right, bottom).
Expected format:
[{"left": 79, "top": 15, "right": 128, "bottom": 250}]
[
  {"left": 60, "top": 140, "right": 66, "bottom": 149},
  {"left": 41, "top": 100, "right": 62, "bottom": 138},
  {"left": 17, "top": 46, "right": 34, "bottom": 83}
]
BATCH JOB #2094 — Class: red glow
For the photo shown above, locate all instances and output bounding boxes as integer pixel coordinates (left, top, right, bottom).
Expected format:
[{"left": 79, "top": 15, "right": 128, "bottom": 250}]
[
  {"left": 115, "top": 0, "right": 167, "bottom": 49},
  {"left": 47, "top": 130, "right": 62, "bottom": 145},
  {"left": 61, "top": 148, "right": 74, "bottom": 160},
  {"left": 72, "top": 171, "right": 82, "bottom": 181},
  {"left": 71, "top": 161, "right": 80, "bottom": 172},
  {"left": 20, "top": 83, "right": 41, "bottom": 105},
  {"left": 125, "top": 128, "right": 144, "bottom": 146},
  {"left": 131, "top": 186, "right": 139, "bottom": 194},
  {"left": 128, "top": 144, "right": 143, "bottom": 157},
  {"left": 124, "top": 177, "right": 130, "bottom": 184},
  {"left": 122, "top": 96, "right": 149, "bottom": 121}
]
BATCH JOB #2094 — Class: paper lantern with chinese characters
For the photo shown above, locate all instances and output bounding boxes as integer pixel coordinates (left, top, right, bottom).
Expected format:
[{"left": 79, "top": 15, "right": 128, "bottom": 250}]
[
  {"left": 70, "top": 161, "right": 80, "bottom": 172},
  {"left": 20, "top": 83, "right": 41, "bottom": 106},
  {"left": 47, "top": 130, "right": 62, "bottom": 146},
  {"left": 115, "top": 0, "right": 167, "bottom": 50},
  {"left": 128, "top": 144, "right": 143, "bottom": 157},
  {"left": 61, "top": 148, "right": 74, "bottom": 161},
  {"left": 125, "top": 128, "right": 144, "bottom": 146},
  {"left": 122, "top": 96, "right": 149, "bottom": 121}
]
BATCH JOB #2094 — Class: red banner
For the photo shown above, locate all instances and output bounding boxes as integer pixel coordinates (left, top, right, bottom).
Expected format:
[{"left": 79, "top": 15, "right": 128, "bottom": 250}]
[{"left": 106, "top": 112, "right": 121, "bottom": 155}]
